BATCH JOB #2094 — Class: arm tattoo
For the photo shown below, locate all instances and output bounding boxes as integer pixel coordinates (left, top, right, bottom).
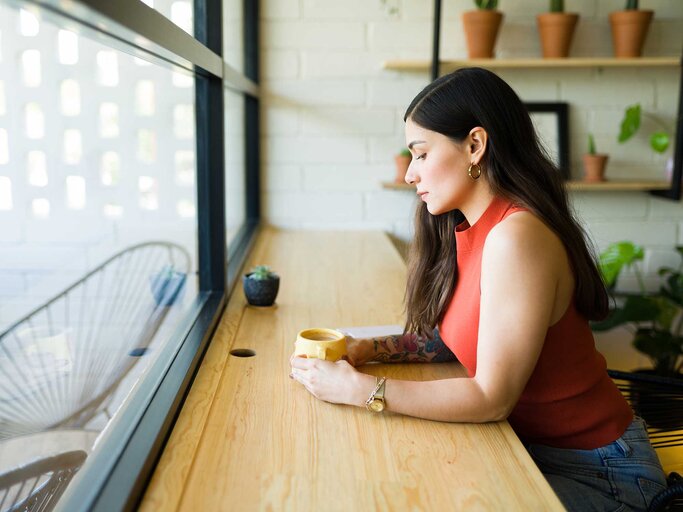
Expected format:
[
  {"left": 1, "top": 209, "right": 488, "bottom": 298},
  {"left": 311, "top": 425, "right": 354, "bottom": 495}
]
[{"left": 369, "top": 328, "right": 457, "bottom": 363}]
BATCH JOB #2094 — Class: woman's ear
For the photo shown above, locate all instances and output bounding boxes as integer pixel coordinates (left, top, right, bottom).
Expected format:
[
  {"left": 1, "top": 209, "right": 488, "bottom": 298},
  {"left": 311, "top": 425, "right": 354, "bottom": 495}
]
[{"left": 468, "top": 127, "right": 488, "bottom": 164}]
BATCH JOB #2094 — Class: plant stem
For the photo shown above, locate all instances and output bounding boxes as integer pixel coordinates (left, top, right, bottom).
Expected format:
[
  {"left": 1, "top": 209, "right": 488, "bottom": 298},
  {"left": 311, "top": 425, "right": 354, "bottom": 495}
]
[
  {"left": 634, "top": 265, "right": 647, "bottom": 294},
  {"left": 643, "top": 112, "right": 672, "bottom": 133}
]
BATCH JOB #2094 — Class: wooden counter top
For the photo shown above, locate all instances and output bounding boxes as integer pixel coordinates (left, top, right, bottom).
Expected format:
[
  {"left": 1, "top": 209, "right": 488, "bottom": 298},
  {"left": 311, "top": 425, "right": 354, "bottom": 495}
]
[{"left": 141, "top": 228, "right": 564, "bottom": 511}]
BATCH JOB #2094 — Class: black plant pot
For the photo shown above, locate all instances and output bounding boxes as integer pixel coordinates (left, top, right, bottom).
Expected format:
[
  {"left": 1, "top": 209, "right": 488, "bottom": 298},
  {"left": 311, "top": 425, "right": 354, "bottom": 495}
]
[
  {"left": 628, "top": 369, "right": 683, "bottom": 430},
  {"left": 243, "top": 274, "right": 280, "bottom": 307}
]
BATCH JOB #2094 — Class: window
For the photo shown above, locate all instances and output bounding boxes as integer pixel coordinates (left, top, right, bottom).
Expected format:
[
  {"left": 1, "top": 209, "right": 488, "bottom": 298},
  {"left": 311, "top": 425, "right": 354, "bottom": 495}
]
[
  {"left": 0, "top": 0, "right": 259, "bottom": 509},
  {"left": 225, "top": 88, "right": 246, "bottom": 246}
]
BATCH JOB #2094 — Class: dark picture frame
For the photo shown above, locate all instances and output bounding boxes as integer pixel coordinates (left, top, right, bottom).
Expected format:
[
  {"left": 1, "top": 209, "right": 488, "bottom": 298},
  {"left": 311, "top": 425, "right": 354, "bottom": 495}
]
[{"left": 525, "top": 102, "right": 570, "bottom": 180}]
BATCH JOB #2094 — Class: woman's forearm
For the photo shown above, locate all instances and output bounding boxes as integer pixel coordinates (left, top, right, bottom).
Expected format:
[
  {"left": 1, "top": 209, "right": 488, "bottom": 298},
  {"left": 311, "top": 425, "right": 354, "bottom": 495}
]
[
  {"left": 357, "top": 375, "right": 509, "bottom": 423},
  {"left": 390, "top": 377, "right": 510, "bottom": 422},
  {"left": 364, "top": 329, "right": 457, "bottom": 364}
]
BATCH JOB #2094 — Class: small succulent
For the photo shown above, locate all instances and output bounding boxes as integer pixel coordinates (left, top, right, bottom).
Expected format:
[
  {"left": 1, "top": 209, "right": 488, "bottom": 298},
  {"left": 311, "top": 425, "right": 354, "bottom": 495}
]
[
  {"left": 475, "top": 0, "right": 498, "bottom": 9},
  {"left": 625, "top": 0, "right": 639, "bottom": 10},
  {"left": 587, "top": 133, "right": 597, "bottom": 155},
  {"left": 550, "top": 0, "right": 564, "bottom": 13},
  {"left": 248, "top": 265, "right": 277, "bottom": 280},
  {"left": 379, "top": 0, "right": 399, "bottom": 16}
]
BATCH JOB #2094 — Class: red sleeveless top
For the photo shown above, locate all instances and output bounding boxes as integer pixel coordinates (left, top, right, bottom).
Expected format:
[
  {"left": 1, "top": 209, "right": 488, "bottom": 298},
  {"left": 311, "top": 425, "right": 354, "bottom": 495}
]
[{"left": 439, "top": 196, "right": 633, "bottom": 449}]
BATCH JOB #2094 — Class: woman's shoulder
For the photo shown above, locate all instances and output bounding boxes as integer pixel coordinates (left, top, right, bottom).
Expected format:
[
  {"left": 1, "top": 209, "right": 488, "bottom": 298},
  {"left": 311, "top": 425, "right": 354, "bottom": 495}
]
[{"left": 485, "top": 209, "right": 565, "bottom": 261}]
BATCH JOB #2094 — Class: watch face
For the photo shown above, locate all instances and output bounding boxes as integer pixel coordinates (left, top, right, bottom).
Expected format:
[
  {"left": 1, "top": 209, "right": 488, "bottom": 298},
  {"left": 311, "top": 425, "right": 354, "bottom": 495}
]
[{"left": 370, "top": 400, "right": 384, "bottom": 412}]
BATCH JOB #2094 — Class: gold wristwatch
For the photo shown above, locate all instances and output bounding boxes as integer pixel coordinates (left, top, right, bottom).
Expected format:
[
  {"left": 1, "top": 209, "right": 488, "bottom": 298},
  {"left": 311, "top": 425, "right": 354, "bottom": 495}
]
[{"left": 365, "top": 377, "right": 387, "bottom": 412}]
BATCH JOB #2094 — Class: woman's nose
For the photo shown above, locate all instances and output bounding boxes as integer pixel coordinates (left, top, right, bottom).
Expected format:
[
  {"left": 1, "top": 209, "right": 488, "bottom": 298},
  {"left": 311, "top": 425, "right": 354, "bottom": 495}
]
[{"left": 405, "top": 164, "right": 417, "bottom": 185}]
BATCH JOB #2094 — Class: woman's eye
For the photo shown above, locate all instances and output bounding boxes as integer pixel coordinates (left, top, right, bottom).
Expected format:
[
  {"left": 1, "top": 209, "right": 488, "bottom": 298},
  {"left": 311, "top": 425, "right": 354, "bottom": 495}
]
[{"left": 415, "top": 153, "right": 426, "bottom": 160}]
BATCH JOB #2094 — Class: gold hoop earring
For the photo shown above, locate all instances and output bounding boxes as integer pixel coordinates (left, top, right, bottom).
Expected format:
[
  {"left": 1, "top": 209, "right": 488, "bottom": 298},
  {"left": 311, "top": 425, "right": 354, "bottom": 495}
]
[{"left": 468, "top": 163, "right": 482, "bottom": 180}]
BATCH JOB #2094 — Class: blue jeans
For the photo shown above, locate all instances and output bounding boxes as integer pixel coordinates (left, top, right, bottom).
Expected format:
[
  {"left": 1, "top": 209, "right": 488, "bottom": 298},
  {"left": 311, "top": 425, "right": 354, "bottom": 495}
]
[{"left": 526, "top": 418, "right": 667, "bottom": 512}]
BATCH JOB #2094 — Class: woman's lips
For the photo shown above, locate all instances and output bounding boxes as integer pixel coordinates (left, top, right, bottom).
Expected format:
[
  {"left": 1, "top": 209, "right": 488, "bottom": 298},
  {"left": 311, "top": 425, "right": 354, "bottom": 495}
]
[{"left": 417, "top": 191, "right": 428, "bottom": 201}]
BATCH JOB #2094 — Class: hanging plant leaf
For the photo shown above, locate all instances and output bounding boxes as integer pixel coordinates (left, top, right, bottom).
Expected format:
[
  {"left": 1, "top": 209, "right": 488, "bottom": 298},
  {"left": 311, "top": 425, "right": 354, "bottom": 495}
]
[
  {"left": 650, "top": 131, "right": 670, "bottom": 154},
  {"left": 618, "top": 104, "right": 641, "bottom": 143}
]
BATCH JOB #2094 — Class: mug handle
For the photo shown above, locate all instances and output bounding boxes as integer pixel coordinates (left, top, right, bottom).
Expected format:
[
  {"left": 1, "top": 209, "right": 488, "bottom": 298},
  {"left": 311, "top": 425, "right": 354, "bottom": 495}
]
[{"left": 316, "top": 346, "right": 328, "bottom": 360}]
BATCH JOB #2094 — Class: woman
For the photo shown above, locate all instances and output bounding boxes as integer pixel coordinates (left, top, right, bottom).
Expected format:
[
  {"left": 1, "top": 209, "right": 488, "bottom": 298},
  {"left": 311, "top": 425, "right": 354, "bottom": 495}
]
[{"left": 290, "top": 67, "right": 666, "bottom": 511}]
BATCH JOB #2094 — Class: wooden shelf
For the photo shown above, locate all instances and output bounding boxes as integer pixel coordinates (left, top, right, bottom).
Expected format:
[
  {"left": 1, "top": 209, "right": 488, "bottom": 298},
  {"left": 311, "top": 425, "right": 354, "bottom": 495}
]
[
  {"left": 568, "top": 179, "right": 671, "bottom": 191},
  {"left": 382, "top": 180, "right": 671, "bottom": 192},
  {"left": 383, "top": 57, "right": 680, "bottom": 72}
]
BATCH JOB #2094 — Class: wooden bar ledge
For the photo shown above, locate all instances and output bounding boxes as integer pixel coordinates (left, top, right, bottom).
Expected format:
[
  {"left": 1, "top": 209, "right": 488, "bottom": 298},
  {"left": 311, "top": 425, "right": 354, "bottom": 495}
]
[{"left": 141, "top": 227, "right": 564, "bottom": 511}]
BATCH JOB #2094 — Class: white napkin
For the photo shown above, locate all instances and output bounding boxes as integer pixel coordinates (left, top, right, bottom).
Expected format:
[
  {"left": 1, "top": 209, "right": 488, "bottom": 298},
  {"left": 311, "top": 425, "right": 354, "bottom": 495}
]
[{"left": 336, "top": 324, "right": 404, "bottom": 339}]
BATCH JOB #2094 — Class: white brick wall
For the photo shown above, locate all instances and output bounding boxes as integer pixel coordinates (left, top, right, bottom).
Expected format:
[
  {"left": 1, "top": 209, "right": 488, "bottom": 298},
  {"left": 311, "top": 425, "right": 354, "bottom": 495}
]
[{"left": 261, "top": 0, "right": 683, "bottom": 292}]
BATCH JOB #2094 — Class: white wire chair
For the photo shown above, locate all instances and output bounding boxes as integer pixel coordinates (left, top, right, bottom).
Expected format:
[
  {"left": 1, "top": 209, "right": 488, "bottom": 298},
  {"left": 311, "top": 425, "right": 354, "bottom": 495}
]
[
  {"left": 0, "top": 242, "right": 191, "bottom": 440},
  {"left": 0, "top": 450, "right": 87, "bottom": 512}
]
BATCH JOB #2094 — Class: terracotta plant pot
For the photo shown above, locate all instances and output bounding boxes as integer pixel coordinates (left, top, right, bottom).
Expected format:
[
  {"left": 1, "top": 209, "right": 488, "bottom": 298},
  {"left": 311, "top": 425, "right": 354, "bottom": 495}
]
[
  {"left": 462, "top": 10, "right": 504, "bottom": 59},
  {"left": 536, "top": 12, "right": 579, "bottom": 58},
  {"left": 582, "top": 154, "right": 609, "bottom": 182},
  {"left": 394, "top": 154, "right": 411, "bottom": 183},
  {"left": 609, "top": 9, "right": 653, "bottom": 58}
]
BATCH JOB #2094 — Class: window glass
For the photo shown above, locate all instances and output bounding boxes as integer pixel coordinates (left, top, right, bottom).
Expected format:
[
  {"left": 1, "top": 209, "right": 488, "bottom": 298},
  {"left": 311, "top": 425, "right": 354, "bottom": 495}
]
[
  {"left": 141, "top": 0, "right": 194, "bottom": 37},
  {"left": 0, "top": 4, "right": 198, "bottom": 507},
  {"left": 224, "top": 88, "right": 246, "bottom": 248},
  {"left": 223, "top": 0, "right": 244, "bottom": 73}
]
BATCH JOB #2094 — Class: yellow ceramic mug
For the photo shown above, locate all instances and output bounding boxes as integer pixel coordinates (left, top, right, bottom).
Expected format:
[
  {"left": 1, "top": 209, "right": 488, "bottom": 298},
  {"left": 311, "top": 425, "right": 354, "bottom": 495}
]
[{"left": 294, "top": 328, "right": 347, "bottom": 362}]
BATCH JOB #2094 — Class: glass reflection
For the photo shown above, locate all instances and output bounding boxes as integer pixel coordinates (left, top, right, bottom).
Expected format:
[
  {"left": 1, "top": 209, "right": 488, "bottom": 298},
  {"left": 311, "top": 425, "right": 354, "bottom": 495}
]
[
  {"left": 0, "top": 2, "right": 198, "bottom": 509},
  {"left": 224, "top": 88, "right": 246, "bottom": 247},
  {"left": 223, "top": 0, "right": 244, "bottom": 73}
]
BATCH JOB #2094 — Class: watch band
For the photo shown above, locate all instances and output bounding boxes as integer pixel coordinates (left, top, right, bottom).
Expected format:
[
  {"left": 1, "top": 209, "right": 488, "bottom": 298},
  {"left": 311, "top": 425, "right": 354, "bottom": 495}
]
[{"left": 365, "top": 376, "right": 387, "bottom": 412}]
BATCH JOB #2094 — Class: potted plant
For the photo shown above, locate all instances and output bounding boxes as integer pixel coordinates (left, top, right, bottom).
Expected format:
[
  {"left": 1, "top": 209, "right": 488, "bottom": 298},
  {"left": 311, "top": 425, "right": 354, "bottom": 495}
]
[
  {"left": 582, "top": 133, "right": 608, "bottom": 182},
  {"left": 149, "top": 265, "right": 187, "bottom": 306},
  {"left": 394, "top": 148, "right": 411, "bottom": 184},
  {"left": 593, "top": 241, "right": 683, "bottom": 427},
  {"left": 536, "top": 0, "right": 579, "bottom": 58},
  {"left": 462, "top": 0, "right": 503, "bottom": 59},
  {"left": 243, "top": 265, "right": 280, "bottom": 307},
  {"left": 609, "top": 0, "right": 653, "bottom": 58}
]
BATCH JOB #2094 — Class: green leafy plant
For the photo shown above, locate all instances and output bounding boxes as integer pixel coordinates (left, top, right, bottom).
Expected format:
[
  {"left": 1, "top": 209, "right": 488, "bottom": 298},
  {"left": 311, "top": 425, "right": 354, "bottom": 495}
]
[
  {"left": 625, "top": 0, "right": 639, "bottom": 9},
  {"left": 593, "top": 241, "right": 683, "bottom": 375},
  {"left": 399, "top": 148, "right": 411, "bottom": 157},
  {"left": 248, "top": 265, "right": 277, "bottom": 280},
  {"left": 618, "top": 103, "right": 671, "bottom": 154},
  {"left": 587, "top": 133, "right": 597, "bottom": 155},
  {"left": 475, "top": 0, "right": 498, "bottom": 9},
  {"left": 550, "top": 0, "right": 564, "bottom": 12}
]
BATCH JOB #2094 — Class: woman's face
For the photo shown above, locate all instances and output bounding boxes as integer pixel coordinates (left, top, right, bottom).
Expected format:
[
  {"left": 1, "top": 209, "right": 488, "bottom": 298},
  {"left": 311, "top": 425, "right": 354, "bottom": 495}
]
[{"left": 404, "top": 118, "right": 476, "bottom": 216}]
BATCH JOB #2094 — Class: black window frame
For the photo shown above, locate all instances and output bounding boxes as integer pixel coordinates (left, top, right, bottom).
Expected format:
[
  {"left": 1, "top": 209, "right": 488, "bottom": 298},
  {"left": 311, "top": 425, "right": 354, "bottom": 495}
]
[{"left": 8, "top": 0, "right": 260, "bottom": 510}]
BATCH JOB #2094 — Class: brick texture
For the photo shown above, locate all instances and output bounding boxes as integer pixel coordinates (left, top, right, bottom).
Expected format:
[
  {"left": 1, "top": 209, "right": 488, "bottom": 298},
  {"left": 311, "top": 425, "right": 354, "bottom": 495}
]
[{"left": 261, "top": 0, "right": 683, "bottom": 288}]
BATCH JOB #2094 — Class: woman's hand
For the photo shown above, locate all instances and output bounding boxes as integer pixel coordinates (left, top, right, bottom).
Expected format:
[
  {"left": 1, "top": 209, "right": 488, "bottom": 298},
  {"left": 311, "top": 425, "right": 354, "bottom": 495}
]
[{"left": 289, "top": 355, "right": 373, "bottom": 406}]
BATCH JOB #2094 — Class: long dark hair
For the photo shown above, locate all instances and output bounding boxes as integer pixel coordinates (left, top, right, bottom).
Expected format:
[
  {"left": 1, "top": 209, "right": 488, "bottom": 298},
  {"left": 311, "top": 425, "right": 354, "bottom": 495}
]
[{"left": 403, "top": 67, "right": 608, "bottom": 337}]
